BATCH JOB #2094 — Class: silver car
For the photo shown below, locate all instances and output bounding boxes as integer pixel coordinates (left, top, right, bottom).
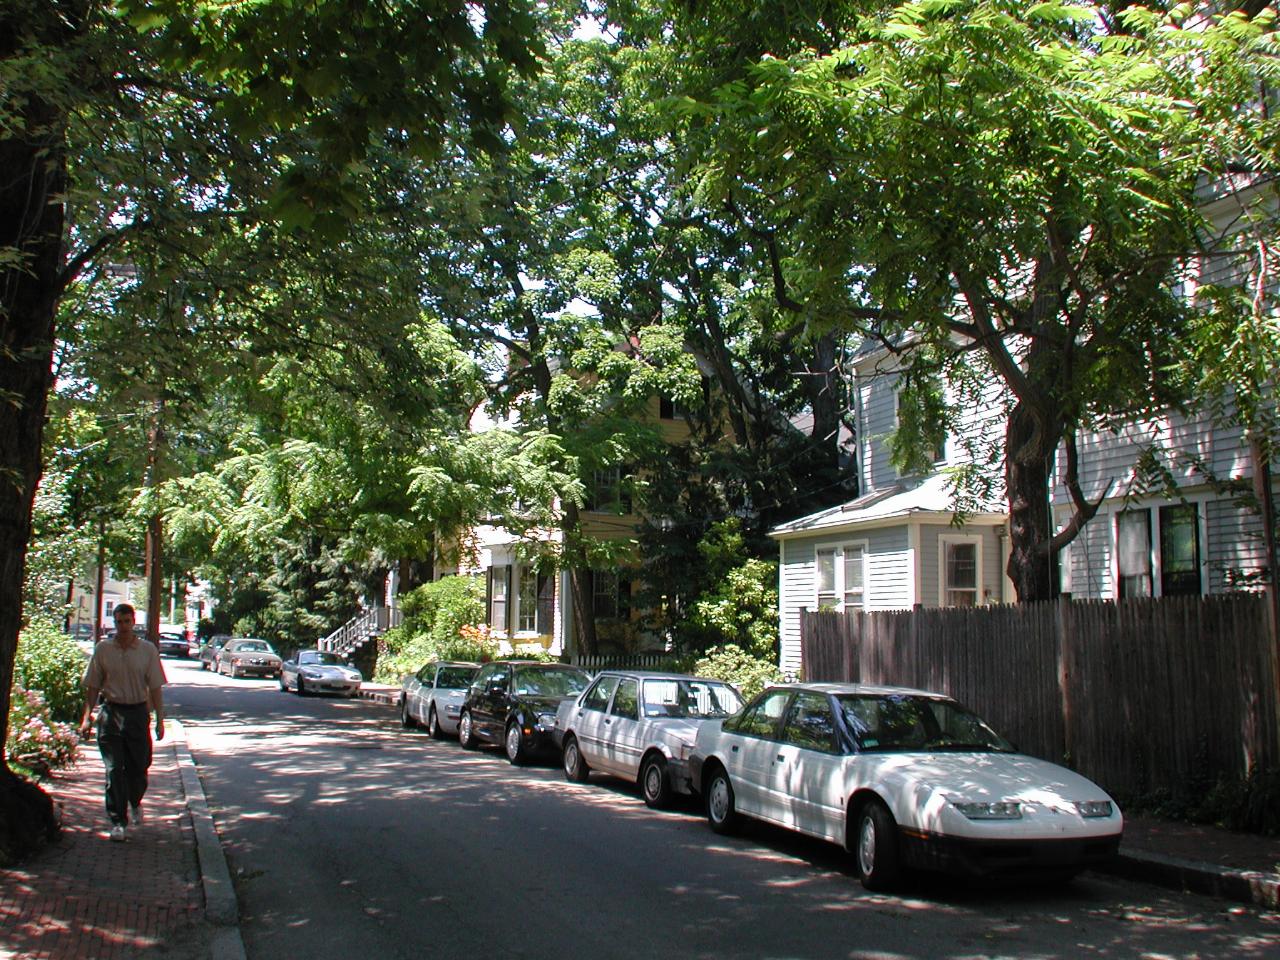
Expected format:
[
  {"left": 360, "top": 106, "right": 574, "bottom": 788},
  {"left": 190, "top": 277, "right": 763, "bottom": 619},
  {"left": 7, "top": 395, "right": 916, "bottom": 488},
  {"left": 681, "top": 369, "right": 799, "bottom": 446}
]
[
  {"left": 556, "top": 670, "right": 743, "bottom": 808},
  {"left": 280, "top": 650, "right": 362, "bottom": 697},
  {"left": 400, "top": 660, "right": 480, "bottom": 738},
  {"left": 216, "top": 638, "right": 283, "bottom": 679}
]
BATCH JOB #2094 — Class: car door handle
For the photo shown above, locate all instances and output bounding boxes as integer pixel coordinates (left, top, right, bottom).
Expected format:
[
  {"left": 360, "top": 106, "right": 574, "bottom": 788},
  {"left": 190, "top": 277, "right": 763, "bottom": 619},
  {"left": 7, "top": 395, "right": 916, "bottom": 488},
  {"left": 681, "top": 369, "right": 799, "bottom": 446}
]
[
  {"left": 604, "top": 718, "right": 612, "bottom": 725},
  {"left": 776, "top": 755, "right": 785, "bottom": 762}
]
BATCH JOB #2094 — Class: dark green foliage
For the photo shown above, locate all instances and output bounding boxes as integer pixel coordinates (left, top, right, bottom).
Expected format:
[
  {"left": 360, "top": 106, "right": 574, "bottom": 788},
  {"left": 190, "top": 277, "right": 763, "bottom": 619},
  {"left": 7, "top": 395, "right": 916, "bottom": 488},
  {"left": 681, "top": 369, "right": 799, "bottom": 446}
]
[{"left": 14, "top": 620, "right": 84, "bottom": 725}]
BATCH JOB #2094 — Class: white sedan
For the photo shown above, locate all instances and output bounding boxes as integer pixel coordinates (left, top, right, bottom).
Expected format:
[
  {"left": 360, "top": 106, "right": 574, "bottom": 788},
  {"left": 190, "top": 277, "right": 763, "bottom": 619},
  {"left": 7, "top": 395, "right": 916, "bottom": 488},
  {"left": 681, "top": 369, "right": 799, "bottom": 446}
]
[
  {"left": 556, "top": 670, "right": 743, "bottom": 807},
  {"left": 400, "top": 660, "right": 479, "bottom": 738},
  {"left": 280, "top": 650, "right": 363, "bottom": 697},
  {"left": 690, "top": 682, "right": 1122, "bottom": 890}
]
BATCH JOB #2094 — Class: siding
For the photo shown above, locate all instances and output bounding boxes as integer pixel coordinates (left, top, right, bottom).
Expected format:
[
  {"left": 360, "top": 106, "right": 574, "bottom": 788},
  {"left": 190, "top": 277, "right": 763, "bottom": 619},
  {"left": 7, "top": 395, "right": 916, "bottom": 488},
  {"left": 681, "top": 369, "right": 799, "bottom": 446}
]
[
  {"left": 778, "top": 525, "right": 912, "bottom": 676},
  {"left": 919, "top": 523, "right": 1006, "bottom": 607}
]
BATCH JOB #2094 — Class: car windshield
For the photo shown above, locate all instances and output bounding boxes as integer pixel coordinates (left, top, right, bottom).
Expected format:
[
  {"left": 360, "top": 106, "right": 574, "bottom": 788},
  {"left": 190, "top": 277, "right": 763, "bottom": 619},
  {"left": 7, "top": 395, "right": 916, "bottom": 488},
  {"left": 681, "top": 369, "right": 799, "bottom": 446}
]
[
  {"left": 234, "top": 641, "right": 272, "bottom": 653},
  {"left": 513, "top": 666, "right": 591, "bottom": 697},
  {"left": 437, "top": 666, "right": 478, "bottom": 689},
  {"left": 836, "top": 693, "right": 1014, "bottom": 754},
  {"left": 299, "top": 651, "right": 346, "bottom": 666},
  {"left": 641, "top": 679, "right": 743, "bottom": 719}
]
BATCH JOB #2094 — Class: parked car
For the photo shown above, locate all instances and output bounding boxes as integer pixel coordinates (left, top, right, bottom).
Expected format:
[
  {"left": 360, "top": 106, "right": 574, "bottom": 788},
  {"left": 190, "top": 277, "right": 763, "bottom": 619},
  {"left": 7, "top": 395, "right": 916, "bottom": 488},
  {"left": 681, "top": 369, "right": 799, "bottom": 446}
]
[
  {"left": 198, "top": 635, "right": 230, "bottom": 671},
  {"left": 458, "top": 661, "right": 592, "bottom": 764},
  {"left": 400, "top": 660, "right": 480, "bottom": 738},
  {"left": 690, "top": 682, "right": 1123, "bottom": 890},
  {"left": 215, "top": 638, "right": 283, "bottom": 679},
  {"left": 280, "top": 649, "right": 362, "bottom": 697},
  {"left": 556, "top": 670, "right": 743, "bottom": 807},
  {"left": 157, "top": 631, "right": 189, "bottom": 658}
]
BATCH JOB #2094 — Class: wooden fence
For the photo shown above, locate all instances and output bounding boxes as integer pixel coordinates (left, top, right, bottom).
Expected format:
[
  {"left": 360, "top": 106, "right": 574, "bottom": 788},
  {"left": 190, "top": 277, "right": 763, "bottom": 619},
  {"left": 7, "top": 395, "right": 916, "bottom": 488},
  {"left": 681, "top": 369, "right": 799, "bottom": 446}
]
[{"left": 800, "top": 595, "right": 1279, "bottom": 800}]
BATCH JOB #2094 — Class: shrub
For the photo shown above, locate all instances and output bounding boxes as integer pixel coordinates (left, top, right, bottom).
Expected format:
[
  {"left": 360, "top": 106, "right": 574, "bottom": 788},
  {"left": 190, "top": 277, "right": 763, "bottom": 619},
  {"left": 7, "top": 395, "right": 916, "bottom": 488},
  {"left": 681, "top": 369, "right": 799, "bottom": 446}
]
[
  {"left": 374, "top": 578, "right": 493, "bottom": 682},
  {"left": 15, "top": 619, "right": 85, "bottom": 724},
  {"left": 686, "top": 557, "right": 779, "bottom": 660},
  {"left": 692, "top": 643, "right": 783, "bottom": 701},
  {"left": 7, "top": 683, "right": 79, "bottom": 779}
]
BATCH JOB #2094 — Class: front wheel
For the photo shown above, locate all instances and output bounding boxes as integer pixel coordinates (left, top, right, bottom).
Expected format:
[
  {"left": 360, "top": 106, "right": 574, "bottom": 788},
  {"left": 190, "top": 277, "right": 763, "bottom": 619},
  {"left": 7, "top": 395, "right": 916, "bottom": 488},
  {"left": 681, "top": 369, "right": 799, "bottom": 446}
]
[
  {"left": 296, "top": 676, "right": 308, "bottom": 697},
  {"left": 505, "top": 723, "right": 526, "bottom": 765},
  {"left": 278, "top": 674, "right": 288, "bottom": 692},
  {"left": 855, "top": 800, "right": 903, "bottom": 891},
  {"left": 428, "top": 707, "right": 444, "bottom": 741},
  {"left": 705, "top": 767, "right": 738, "bottom": 835},
  {"left": 458, "top": 711, "right": 477, "bottom": 749},
  {"left": 641, "top": 755, "right": 672, "bottom": 809},
  {"left": 562, "top": 736, "right": 589, "bottom": 783}
]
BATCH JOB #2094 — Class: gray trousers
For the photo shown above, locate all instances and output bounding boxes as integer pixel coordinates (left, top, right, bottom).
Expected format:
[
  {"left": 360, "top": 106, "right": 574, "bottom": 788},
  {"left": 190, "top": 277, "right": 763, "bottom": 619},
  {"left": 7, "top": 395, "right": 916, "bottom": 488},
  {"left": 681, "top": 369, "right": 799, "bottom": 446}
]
[{"left": 97, "top": 701, "right": 152, "bottom": 826}]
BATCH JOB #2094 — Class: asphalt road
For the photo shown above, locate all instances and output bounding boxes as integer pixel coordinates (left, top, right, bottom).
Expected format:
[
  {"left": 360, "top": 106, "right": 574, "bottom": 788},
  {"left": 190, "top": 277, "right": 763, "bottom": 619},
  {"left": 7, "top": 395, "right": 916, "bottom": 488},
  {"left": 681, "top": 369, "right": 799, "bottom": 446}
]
[{"left": 166, "top": 660, "right": 1280, "bottom": 960}]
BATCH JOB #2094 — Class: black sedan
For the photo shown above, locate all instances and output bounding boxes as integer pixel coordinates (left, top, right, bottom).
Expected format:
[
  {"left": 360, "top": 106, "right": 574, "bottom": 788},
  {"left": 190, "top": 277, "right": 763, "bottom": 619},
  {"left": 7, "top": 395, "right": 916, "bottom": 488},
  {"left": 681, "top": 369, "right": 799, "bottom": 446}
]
[{"left": 458, "top": 661, "right": 592, "bottom": 765}]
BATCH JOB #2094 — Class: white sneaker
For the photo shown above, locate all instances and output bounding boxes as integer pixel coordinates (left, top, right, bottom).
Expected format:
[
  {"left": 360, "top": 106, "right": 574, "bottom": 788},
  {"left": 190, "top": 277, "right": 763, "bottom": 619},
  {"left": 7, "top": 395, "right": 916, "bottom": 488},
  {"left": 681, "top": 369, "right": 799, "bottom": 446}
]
[
  {"left": 109, "top": 825, "right": 125, "bottom": 842},
  {"left": 130, "top": 805, "right": 143, "bottom": 826}
]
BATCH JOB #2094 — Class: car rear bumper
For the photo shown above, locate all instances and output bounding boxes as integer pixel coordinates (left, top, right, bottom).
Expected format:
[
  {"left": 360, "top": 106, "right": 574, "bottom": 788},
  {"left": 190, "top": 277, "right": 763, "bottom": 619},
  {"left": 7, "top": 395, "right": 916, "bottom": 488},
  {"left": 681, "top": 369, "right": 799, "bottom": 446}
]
[{"left": 899, "top": 829, "right": 1122, "bottom": 877}]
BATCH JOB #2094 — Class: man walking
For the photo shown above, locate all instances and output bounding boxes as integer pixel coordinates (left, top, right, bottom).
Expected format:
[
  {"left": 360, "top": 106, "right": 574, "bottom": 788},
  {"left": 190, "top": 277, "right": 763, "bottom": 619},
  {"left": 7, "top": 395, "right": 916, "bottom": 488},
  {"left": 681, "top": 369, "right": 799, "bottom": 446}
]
[{"left": 79, "top": 604, "right": 167, "bottom": 841}]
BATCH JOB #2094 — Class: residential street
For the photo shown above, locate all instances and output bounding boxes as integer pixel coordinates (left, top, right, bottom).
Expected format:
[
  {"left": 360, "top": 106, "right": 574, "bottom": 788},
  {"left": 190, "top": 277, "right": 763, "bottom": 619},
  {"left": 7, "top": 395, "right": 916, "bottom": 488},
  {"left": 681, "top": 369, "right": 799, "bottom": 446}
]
[{"left": 167, "top": 661, "right": 1280, "bottom": 960}]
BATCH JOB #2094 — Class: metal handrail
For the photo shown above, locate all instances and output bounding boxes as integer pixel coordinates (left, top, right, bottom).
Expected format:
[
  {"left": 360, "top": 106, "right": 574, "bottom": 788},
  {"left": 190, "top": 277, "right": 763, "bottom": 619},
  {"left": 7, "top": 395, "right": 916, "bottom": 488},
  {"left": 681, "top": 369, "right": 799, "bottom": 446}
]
[{"left": 319, "top": 606, "right": 403, "bottom": 656}]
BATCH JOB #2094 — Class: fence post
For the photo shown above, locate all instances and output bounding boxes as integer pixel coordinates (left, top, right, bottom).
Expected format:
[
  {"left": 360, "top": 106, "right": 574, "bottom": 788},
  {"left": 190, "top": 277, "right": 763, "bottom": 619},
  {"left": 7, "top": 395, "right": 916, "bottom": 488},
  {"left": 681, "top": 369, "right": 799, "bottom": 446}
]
[{"left": 1056, "top": 595, "right": 1075, "bottom": 769}]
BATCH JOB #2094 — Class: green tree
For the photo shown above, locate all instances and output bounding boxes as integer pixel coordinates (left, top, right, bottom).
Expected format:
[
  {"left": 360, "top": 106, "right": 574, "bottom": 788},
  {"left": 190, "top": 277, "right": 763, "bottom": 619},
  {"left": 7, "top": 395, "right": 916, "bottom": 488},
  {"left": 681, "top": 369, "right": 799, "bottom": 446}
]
[
  {"left": 665, "top": 0, "right": 1274, "bottom": 601},
  {"left": 1, "top": 0, "right": 544, "bottom": 862}
]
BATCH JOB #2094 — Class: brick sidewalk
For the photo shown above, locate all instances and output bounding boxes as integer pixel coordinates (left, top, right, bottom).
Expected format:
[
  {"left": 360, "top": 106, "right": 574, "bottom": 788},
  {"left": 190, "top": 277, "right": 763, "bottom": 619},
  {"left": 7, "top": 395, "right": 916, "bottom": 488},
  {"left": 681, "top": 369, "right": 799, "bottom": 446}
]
[{"left": 0, "top": 737, "right": 204, "bottom": 959}]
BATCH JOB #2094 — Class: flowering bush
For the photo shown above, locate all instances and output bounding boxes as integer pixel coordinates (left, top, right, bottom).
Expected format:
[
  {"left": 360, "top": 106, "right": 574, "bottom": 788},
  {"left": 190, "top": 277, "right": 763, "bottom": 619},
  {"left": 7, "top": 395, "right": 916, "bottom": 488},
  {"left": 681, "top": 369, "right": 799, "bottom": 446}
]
[
  {"left": 7, "top": 684, "right": 79, "bottom": 779},
  {"left": 15, "top": 619, "right": 85, "bottom": 723}
]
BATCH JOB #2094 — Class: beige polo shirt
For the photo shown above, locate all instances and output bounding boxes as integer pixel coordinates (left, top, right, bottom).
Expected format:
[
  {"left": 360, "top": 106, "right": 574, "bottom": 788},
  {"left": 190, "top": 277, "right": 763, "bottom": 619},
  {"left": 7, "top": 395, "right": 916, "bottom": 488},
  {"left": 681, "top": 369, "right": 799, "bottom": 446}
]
[{"left": 83, "top": 637, "right": 167, "bottom": 705}]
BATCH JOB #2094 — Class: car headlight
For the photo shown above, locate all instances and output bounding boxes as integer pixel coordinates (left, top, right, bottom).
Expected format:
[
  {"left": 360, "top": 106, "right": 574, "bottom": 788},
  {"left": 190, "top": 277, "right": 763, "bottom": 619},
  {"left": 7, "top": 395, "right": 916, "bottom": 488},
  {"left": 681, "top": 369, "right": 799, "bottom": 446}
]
[
  {"left": 676, "top": 740, "right": 695, "bottom": 761},
  {"left": 1075, "top": 800, "right": 1113, "bottom": 819},
  {"left": 952, "top": 800, "right": 1022, "bottom": 820},
  {"left": 536, "top": 712, "right": 557, "bottom": 730}
]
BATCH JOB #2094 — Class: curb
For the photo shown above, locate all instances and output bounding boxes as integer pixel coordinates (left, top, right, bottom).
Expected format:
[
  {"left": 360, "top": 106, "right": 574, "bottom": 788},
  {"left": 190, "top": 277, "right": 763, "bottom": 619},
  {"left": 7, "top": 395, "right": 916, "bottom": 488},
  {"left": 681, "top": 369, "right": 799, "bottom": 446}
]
[
  {"left": 356, "top": 686, "right": 399, "bottom": 707},
  {"left": 1102, "top": 851, "right": 1280, "bottom": 911},
  {"left": 170, "top": 719, "right": 249, "bottom": 960}
]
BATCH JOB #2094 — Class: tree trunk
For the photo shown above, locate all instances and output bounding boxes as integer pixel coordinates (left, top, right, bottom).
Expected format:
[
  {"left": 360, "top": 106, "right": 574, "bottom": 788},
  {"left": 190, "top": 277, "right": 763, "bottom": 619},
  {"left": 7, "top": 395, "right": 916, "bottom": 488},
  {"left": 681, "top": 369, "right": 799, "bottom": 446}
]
[
  {"left": 561, "top": 501, "right": 598, "bottom": 655},
  {"left": 1005, "top": 401, "right": 1057, "bottom": 603},
  {"left": 0, "top": 18, "right": 68, "bottom": 858}
]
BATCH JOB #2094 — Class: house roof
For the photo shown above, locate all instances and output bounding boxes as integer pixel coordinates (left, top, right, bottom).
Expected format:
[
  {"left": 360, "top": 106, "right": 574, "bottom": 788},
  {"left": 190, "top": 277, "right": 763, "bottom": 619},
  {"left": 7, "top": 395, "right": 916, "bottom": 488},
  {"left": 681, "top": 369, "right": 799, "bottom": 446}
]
[{"left": 769, "top": 472, "right": 1007, "bottom": 540}]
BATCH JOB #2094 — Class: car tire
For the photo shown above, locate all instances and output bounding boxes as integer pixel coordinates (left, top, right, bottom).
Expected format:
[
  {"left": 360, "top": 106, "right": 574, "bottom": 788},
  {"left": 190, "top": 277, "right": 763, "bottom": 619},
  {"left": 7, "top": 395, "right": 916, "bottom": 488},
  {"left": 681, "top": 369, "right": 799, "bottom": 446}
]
[
  {"left": 279, "top": 675, "right": 288, "bottom": 692},
  {"left": 505, "top": 723, "right": 526, "bottom": 766},
  {"left": 706, "top": 766, "right": 738, "bottom": 835},
  {"left": 297, "top": 676, "right": 308, "bottom": 697},
  {"left": 640, "top": 754, "right": 672, "bottom": 809},
  {"left": 428, "top": 707, "right": 444, "bottom": 741},
  {"left": 458, "top": 711, "right": 477, "bottom": 749},
  {"left": 562, "top": 735, "right": 589, "bottom": 783},
  {"left": 854, "top": 800, "right": 903, "bottom": 891},
  {"left": 401, "top": 699, "right": 416, "bottom": 729}
]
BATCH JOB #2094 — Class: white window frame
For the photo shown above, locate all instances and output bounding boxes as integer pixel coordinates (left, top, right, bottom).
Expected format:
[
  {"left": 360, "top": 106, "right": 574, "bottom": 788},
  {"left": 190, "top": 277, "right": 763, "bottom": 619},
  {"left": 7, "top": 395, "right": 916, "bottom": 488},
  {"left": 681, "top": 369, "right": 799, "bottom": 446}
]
[
  {"left": 814, "top": 541, "right": 869, "bottom": 612},
  {"left": 938, "top": 534, "right": 983, "bottom": 607},
  {"left": 1109, "top": 499, "right": 1208, "bottom": 599},
  {"left": 515, "top": 565, "right": 538, "bottom": 634}
]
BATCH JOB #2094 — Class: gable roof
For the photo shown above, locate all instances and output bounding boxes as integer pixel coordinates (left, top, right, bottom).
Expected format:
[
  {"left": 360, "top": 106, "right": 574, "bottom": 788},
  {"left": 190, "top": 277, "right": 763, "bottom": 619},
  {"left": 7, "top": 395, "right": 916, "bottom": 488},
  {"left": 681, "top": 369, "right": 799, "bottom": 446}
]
[{"left": 769, "top": 472, "right": 1007, "bottom": 541}]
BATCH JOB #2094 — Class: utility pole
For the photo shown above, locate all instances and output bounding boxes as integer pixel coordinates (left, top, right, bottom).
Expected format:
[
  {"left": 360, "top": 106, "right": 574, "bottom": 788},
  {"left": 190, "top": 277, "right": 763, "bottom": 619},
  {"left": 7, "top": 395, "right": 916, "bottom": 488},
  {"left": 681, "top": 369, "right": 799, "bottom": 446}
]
[{"left": 143, "top": 395, "right": 165, "bottom": 647}]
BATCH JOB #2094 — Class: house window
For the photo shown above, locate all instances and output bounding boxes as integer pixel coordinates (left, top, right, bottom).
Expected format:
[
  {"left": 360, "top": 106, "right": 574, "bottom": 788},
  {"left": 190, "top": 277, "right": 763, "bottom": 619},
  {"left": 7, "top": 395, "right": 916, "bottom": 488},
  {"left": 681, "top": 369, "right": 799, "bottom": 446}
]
[
  {"left": 1117, "top": 511, "right": 1153, "bottom": 598},
  {"left": 587, "top": 466, "right": 632, "bottom": 513},
  {"left": 592, "top": 570, "right": 630, "bottom": 619},
  {"left": 517, "top": 567, "right": 538, "bottom": 632},
  {"left": 1161, "top": 504, "right": 1202, "bottom": 596},
  {"left": 1116, "top": 504, "right": 1202, "bottom": 599},
  {"left": 488, "top": 565, "right": 511, "bottom": 631},
  {"left": 894, "top": 389, "right": 946, "bottom": 465},
  {"left": 940, "top": 537, "right": 980, "bottom": 607},
  {"left": 816, "top": 543, "right": 867, "bottom": 611}
]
